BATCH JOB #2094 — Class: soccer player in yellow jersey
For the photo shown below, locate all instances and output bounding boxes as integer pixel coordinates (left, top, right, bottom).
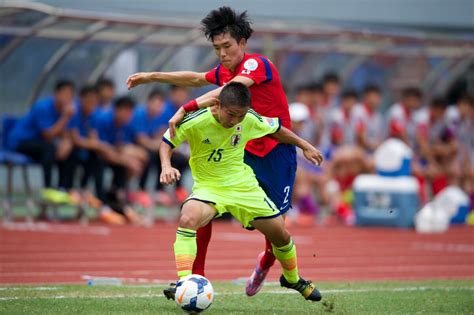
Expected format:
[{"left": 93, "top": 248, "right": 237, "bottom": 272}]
[{"left": 160, "top": 82, "right": 323, "bottom": 301}]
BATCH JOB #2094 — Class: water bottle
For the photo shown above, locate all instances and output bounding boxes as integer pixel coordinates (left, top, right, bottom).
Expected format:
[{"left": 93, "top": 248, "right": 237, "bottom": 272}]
[{"left": 87, "top": 277, "right": 123, "bottom": 286}]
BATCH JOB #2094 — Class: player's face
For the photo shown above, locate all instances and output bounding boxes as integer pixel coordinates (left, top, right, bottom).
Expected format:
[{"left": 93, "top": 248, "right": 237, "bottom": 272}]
[
  {"left": 366, "top": 92, "right": 382, "bottom": 109},
  {"left": 99, "top": 86, "right": 115, "bottom": 104},
  {"left": 212, "top": 33, "right": 246, "bottom": 71},
  {"left": 218, "top": 104, "right": 248, "bottom": 128},
  {"left": 55, "top": 87, "right": 74, "bottom": 107},
  {"left": 80, "top": 92, "right": 98, "bottom": 115},
  {"left": 114, "top": 107, "right": 133, "bottom": 126},
  {"left": 147, "top": 96, "right": 164, "bottom": 116},
  {"left": 405, "top": 96, "right": 422, "bottom": 110}
]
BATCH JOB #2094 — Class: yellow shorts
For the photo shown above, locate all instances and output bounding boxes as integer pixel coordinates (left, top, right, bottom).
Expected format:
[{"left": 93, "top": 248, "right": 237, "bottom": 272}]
[{"left": 184, "top": 185, "right": 281, "bottom": 229}]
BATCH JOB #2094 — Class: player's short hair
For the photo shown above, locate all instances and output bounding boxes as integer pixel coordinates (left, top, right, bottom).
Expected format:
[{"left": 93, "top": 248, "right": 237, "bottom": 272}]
[
  {"left": 96, "top": 78, "right": 115, "bottom": 90},
  {"left": 341, "top": 89, "right": 358, "bottom": 100},
  {"left": 54, "top": 79, "right": 75, "bottom": 92},
  {"left": 430, "top": 96, "right": 448, "bottom": 109},
  {"left": 219, "top": 82, "right": 251, "bottom": 108},
  {"left": 148, "top": 88, "right": 164, "bottom": 100},
  {"left": 402, "top": 87, "right": 423, "bottom": 99},
  {"left": 322, "top": 73, "right": 340, "bottom": 85},
  {"left": 201, "top": 6, "right": 253, "bottom": 42},
  {"left": 363, "top": 84, "right": 381, "bottom": 95},
  {"left": 296, "top": 81, "right": 322, "bottom": 94},
  {"left": 79, "top": 85, "right": 97, "bottom": 97},
  {"left": 114, "top": 96, "right": 135, "bottom": 110}
]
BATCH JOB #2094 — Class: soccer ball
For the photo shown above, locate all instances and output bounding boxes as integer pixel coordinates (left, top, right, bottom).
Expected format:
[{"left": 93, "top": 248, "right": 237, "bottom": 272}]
[{"left": 175, "top": 274, "right": 214, "bottom": 313}]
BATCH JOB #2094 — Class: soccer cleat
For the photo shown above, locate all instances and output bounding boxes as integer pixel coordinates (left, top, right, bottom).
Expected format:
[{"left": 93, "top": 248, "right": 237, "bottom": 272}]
[
  {"left": 245, "top": 251, "right": 270, "bottom": 296},
  {"left": 279, "top": 275, "right": 322, "bottom": 301},
  {"left": 163, "top": 283, "right": 177, "bottom": 301}
]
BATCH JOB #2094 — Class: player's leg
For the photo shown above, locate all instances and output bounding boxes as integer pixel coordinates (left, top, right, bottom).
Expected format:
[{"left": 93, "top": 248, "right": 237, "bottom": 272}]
[
  {"left": 164, "top": 199, "right": 216, "bottom": 300},
  {"left": 174, "top": 200, "right": 217, "bottom": 278},
  {"left": 244, "top": 144, "right": 297, "bottom": 295},
  {"left": 251, "top": 216, "right": 322, "bottom": 302}
]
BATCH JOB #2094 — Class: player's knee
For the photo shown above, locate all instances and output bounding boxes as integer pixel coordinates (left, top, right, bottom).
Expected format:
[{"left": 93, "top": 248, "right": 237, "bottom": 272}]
[
  {"left": 272, "top": 229, "right": 291, "bottom": 247},
  {"left": 178, "top": 214, "right": 199, "bottom": 230}
]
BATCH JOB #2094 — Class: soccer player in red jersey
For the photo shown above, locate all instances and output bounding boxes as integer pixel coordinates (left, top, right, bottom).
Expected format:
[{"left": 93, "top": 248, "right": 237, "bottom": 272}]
[{"left": 127, "top": 7, "right": 306, "bottom": 297}]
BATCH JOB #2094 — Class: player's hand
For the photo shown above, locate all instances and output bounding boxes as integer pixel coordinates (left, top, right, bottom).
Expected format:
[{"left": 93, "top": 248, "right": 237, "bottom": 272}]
[
  {"left": 168, "top": 107, "right": 186, "bottom": 139},
  {"left": 126, "top": 72, "right": 153, "bottom": 90},
  {"left": 303, "top": 146, "right": 324, "bottom": 166},
  {"left": 160, "top": 166, "right": 181, "bottom": 184},
  {"left": 62, "top": 103, "right": 75, "bottom": 119}
]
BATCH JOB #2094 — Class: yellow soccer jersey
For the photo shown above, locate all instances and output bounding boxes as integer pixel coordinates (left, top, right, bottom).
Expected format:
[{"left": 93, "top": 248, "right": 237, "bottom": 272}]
[{"left": 162, "top": 108, "right": 280, "bottom": 189}]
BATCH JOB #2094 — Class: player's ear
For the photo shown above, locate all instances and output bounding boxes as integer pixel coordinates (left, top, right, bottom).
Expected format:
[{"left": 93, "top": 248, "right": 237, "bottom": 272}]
[{"left": 212, "top": 98, "right": 221, "bottom": 109}]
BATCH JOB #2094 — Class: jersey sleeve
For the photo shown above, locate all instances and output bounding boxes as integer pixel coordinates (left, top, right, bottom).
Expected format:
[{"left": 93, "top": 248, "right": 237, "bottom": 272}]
[
  {"left": 245, "top": 110, "right": 281, "bottom": 140},
  {"left": 162, "top": 124, "right": 188, "bottom": 148},
  {"left": 205, "top": 65, "right": 220, "bottom": 85},
  {"left": 33, "top": 101, "right": 58, "bottom": 132},
  {"left": 238, "top": 57, "right": 273, "bottom": 85}
]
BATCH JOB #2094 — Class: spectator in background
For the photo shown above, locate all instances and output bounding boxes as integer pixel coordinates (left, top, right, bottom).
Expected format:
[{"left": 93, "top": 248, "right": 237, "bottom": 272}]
[
  {"left": 96, "top": 78, "right": 116, "bottom": 112},
  {"left": 288, "top": 102, "right": 320, "bottom": 226},
  {"left": 67, "top": 86, "right": 104, "bottom": 209},
  {"left": 166, "top": 85, "right": 191, "bottom": 110},
  {"left": 387, "top": 87, "right": 424, "bottom": 146},
  {"left": 6, "top": 80, "right": 76, "bottom": 203},
  {"left": 293, "top": 83, "right": 322, "bottom": 145},
  {"left": 450, "top": 94, "right": 474, "bottom": 209},
  {"left": 326, "top": 89, "right": 358, "bottom": 146},
  {"left": 417, "top": 97, "right": 459, "bottom": 195},
  {"left": 352, "top": 84, "right": 384, "bottom": 152},
  {"left": 321, "top": 72, "right": 341, "bottom": 109},
  {"left": 93, "top": 96, "right": 148, "bottom": 224},
  {"left": 131, "top": 89, "right": 190, "bottom": 207}
]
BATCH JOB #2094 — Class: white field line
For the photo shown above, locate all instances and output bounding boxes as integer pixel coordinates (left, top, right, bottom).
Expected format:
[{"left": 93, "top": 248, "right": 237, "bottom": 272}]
[
  {"left": 2, "top": 264, "right": 473, "bottom": 278},
  {"left": 1, "top": 222, "right": 110, "bottom": 235},
  {"left": 0, "top": 286, "right": 473, "bottom": 301},
  {"left": 412, "top": 242, "right": 474, "bottom": 254}
]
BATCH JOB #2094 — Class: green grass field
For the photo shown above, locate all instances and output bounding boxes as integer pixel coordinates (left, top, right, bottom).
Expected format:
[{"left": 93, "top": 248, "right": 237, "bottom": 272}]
[{"left": 1, "top": 280, "right": 473, "bottom": 314}]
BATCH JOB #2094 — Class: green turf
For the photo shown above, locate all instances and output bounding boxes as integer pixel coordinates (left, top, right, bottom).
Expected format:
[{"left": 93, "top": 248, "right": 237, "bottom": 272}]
[{"left": 1, "top": 280, "right": 473, "bottom": 314}]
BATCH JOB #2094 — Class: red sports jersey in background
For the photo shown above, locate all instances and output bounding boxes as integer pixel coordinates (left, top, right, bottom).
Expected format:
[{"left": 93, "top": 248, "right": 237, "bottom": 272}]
[{"left": 205, "top": 53, "right": 291, "bottom": 157}]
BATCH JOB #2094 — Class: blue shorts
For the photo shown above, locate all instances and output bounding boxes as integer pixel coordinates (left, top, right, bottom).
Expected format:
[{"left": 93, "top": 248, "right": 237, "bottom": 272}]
[{"left": 244, "top": 143, "right": 297, "bottom": 214}]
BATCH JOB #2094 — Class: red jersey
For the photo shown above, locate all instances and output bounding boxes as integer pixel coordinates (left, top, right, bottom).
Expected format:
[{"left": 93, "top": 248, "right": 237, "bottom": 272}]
[{"left": 205, "top": 53, "right": 291, "bottom": 157}]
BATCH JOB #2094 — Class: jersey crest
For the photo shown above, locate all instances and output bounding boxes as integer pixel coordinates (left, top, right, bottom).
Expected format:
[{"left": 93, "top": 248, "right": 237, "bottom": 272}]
[{"left": 230, "top": 134, "right": 241, "bottom": 147}]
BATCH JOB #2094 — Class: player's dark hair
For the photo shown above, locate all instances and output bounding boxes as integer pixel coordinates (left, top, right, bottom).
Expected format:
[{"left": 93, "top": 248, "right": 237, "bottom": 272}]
[
  {"left": 55, "top": 79, "right": 75, "bottom": 92},
  {"left": 430, "top": 96, "right": 448, "bottom": 109},
  {"left": 96, "top": 78, "right": 115, "bottom": 90},
  {"left": 363, "top": 84, "right": 381, "bottom": 95},
  {"left": 322, "top": 72, "right": 340, "bottom": 84},
  {"left": 114, "top": 96, "right": 135, "bottom": 109},
  {"left": 169, "top": 85, "right": 188, "bottom": 92},
  {"left": 402, "top": 87, "right": 423, "bottom": 99},
  {"left": 219, "top": 82, "right": 251, "bottom": 108},
  {"left": 79, "top": 85, "right": 97, "bottom": 97},
  {"left": 148, "top": 88, "right": 164, "bottom": 100},
  {"left": 201, "top": 6, "right": 253, "bottom": 42},
  {"left": 341, "top": 89, "right": 358, "bottom": 99}
]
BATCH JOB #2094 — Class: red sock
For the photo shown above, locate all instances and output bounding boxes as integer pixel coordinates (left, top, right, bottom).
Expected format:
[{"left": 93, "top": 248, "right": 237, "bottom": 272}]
[
  {"left": 259, "top": 237, "right": 276, "bottom": 270},
  {"left": 192, "top": 221, "right": 213, "bottom": 276}
]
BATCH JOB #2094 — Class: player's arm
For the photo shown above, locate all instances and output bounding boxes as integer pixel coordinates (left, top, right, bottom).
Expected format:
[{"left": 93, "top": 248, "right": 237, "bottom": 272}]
[
  {"left": 168, "top": 76, "right": 254, "bottom": 138},
  {"left": 70, "top": 129, "right": 101, "bottom": 151},
  {"left": 127, "top": 71, "right": 209, "bottom": 89},
  {"left": 41, "top": 103, "right": 75, "bottom": 141},
  {"left": 272, "top": 126, "right": 324, "bottom": 166},
  {"left": 159, "top": 140, "right": 181, "bottom": 185}
]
